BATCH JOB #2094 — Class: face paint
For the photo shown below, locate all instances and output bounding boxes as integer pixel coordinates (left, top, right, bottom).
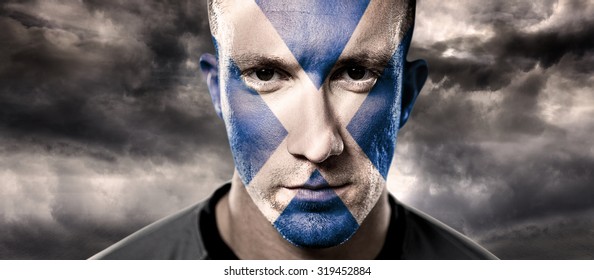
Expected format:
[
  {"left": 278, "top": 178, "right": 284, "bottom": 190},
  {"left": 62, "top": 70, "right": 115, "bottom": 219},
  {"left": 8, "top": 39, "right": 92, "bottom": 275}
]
[
  {"left": 255, "top": 0, "right": 370, "bottom": 89},
  {"left": 274, "top": 170, "right": 359, "bottom": 248},
  {"left": 213, "top": 0, "right": 412, "bottom": 248},
  {"left": 347, "top": 33, "right": 409, "bottom": 179}
]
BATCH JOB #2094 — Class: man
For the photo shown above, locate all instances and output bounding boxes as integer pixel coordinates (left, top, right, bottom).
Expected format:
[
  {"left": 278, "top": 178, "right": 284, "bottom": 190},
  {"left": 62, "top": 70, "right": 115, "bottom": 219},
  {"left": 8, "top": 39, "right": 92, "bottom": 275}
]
[{"left": 92, "top": 0, "right": 497, "bottom": 259}]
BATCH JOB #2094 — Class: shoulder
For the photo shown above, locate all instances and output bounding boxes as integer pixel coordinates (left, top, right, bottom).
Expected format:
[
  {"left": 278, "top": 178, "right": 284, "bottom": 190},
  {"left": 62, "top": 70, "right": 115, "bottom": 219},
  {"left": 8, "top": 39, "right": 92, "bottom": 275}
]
[
  {"left": 89, "top": 183, "right": 233, "bottom": 260},
  {"left": 89, "top": 199, "right": 209, "bottom": 260},
  {"left": 394, "top": 199, "right": 498, "bottom": 260}
]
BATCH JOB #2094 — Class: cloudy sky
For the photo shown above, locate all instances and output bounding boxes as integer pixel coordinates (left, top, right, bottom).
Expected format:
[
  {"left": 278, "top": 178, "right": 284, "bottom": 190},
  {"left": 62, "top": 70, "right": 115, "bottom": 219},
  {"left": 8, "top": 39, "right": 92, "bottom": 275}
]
[{"left": 0, "top": 0, "right": 592, "bottom": 259}]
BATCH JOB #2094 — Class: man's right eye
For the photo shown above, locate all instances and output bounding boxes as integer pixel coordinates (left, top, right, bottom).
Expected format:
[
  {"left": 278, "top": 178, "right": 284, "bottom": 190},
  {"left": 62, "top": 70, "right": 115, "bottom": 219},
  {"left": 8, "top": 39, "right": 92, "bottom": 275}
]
[
  {"left": 254, "top": 68, "right": 275, "bottom": 81},
  {"left": 242, "top": 68, "right": 289, "bottom": 93}
]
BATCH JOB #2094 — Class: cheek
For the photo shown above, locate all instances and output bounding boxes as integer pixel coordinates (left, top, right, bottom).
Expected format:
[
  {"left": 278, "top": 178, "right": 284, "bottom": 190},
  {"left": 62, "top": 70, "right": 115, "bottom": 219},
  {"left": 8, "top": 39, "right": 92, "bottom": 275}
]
[
  {"left": 345, "top": 63, "right": 403, "bottom": 179},
  {"left": 222, "top": 61, "right": 288, "bottom": 185}
]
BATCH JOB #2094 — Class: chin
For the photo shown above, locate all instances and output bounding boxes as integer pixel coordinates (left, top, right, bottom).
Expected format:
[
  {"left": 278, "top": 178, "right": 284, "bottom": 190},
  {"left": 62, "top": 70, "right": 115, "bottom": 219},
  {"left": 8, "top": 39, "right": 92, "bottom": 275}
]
[{"left": 272, "top": 192, "right": 359, "bottom": 248}]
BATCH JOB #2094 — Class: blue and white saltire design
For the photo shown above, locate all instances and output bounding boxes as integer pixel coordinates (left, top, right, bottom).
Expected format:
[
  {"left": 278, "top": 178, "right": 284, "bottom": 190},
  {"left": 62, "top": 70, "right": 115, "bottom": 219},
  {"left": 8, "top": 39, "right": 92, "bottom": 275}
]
[{"left": 214, "top": 0, "right": 411, "bottom": 247}]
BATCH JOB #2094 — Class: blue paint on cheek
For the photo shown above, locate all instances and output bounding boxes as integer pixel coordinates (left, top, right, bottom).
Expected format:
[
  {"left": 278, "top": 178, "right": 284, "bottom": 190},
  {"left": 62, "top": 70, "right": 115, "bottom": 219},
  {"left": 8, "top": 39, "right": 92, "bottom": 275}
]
[
  {"left": 224, "top": 60, "right": 288, "bottom": 185},
  {"left": 255, "top": 0, "right": 370, "bottom": 89},
  {"left": 346, "top": 30, "right": 412, "bottom": 179},
  {"left": 273, "top": 170, "right": 359, "bottom": 248}
]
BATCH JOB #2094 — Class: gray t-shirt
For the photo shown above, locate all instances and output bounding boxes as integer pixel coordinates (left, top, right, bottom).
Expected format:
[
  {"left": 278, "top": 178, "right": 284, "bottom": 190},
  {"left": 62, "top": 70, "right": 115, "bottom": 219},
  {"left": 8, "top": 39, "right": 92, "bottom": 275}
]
[{"left": 90, "top": 183, "right": 497, "bottom": 260}]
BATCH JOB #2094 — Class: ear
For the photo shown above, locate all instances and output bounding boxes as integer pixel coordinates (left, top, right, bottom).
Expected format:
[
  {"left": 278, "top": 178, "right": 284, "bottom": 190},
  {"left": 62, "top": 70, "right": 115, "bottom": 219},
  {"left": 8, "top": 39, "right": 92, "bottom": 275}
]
[
  {"left": 200, "top": 53, "right": 222, "bottom": 119},
  {"left": 399, "top": 59, "right": 428, "bottom": 128}
]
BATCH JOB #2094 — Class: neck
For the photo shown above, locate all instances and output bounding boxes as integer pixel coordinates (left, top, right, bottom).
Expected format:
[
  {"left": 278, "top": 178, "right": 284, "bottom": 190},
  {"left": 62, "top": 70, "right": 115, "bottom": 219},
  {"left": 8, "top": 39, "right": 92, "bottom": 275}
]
[{"left": 216, "top": 172, "right": 391, "bottom": 259}]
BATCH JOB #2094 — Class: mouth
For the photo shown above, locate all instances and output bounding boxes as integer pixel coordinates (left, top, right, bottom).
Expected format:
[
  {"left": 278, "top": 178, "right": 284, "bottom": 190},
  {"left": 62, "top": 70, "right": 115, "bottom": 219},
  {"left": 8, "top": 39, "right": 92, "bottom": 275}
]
[{"left": 283, "top": 183, "right": 350, "bottom": 202}]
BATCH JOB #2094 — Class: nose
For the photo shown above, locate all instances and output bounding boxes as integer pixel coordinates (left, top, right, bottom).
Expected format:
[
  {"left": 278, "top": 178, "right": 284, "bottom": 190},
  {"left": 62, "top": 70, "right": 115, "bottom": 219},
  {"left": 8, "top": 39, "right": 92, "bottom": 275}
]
[{"left": 286, "top": 85, "right": 344, "bottom": 163}]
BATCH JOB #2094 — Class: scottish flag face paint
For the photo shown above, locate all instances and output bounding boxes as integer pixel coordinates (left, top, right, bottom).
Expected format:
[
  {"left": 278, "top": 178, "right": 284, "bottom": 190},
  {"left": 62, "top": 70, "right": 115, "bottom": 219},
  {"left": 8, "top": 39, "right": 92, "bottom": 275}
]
[{"left": 212, "top": 0, "right": 414, "bottom": 248}]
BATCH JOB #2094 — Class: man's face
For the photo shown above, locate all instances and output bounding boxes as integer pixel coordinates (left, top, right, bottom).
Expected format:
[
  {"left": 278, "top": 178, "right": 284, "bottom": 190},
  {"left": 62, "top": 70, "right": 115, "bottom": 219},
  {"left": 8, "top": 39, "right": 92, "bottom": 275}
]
[{"left": 209, "top": 0, "right": 413, "bottom": 248}]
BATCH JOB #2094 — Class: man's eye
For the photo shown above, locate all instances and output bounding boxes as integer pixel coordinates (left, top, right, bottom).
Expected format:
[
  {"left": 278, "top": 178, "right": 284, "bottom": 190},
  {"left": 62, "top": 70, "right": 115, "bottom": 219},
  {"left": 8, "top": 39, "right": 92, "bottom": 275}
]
[
  {"left": 331, "top": 66, "right": 379, "bottom": 93},
  {"left": 247, "top": 68, "right": 285, "bottom": 82},
  {"left": 255, "top": 68, "right": 275, "bottom": 81},
  {"left": 242, "top": 68, "right": 288, "bottom": 93},
  {"left": 346, "top": 66, "right": 367, "bottom": 80}
]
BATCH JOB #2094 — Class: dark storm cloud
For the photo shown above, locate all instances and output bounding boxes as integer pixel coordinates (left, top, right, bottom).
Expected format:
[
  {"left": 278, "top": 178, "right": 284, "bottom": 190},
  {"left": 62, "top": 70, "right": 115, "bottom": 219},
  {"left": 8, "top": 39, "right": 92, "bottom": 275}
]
[
  {"left": 409, "top": 18, "right": 594, "bottom": 91},
  {"left": 0, "top": 0, "right": 234, "bottom": 259},
  {"left": 401, "top": 125, "right": 594, "bottom": 228},
  {"left": 0, "top": 213, "right": 134, "bottom": 259},
  {"left": 0, "top": 0, "right": 226, "bottom": 163},
  {"left": 1, "top": 0, "right": 593, "bottom": 260},
  {"left": 397, "top": 0, "right": 594, "bottom": 258},
  {"left": 0, "top": 150, "right": 232, "bottom": 259}
]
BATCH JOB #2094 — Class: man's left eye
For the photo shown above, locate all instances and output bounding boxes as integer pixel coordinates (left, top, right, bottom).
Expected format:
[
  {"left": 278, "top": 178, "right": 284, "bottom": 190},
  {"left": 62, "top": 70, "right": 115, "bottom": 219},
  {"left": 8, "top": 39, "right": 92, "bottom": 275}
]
[
  {"left": 345, "top": 66, "right": 367, "bottom": 80},
  {"left": 331, "top": 66, "right": 379, "bottom": 93}
]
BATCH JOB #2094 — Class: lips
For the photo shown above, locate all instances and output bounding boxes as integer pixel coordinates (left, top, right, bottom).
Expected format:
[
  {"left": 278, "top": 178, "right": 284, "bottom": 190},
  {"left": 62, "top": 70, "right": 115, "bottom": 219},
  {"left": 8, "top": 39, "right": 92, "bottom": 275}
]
[{"left": 284, "top": 183, "right": 349, "bottom": 202}]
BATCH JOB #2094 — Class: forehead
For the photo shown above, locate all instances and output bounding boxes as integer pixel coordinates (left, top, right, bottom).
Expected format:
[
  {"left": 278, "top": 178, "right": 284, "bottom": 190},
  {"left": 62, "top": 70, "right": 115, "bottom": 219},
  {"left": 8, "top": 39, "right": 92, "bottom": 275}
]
[{"left": 214, "top": 0, "right": 411, "bottom": 64}]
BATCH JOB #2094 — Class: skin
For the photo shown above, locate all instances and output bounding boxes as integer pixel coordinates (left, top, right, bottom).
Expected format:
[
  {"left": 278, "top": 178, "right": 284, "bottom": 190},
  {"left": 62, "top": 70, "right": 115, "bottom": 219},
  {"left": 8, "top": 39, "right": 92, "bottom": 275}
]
[{"left": 200, "top": 0, "right": 427, "bottom": 259}]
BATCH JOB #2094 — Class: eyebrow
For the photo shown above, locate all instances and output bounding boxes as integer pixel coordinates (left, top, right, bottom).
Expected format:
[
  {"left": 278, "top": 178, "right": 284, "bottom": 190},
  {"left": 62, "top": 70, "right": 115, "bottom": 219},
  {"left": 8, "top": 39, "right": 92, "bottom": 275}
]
[
  {"left": 333, "top": 51, "right": 393, "bottom": 69},
  {"left": 232, "top": 53, "right": 299, "bottom": 72},
  {"left": 232, "top": 50, "right": 393, "bottom": 72}
]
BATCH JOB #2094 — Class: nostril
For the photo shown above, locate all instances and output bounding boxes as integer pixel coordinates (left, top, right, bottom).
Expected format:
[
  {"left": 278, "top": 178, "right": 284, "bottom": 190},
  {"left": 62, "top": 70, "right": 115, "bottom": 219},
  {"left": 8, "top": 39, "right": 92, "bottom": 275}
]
[
  {"left": 287, "top": 130, "right": 344, "bottom": 163},
  {"left": 306, "top": 145, "right": 332, "bottom": 164}
]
